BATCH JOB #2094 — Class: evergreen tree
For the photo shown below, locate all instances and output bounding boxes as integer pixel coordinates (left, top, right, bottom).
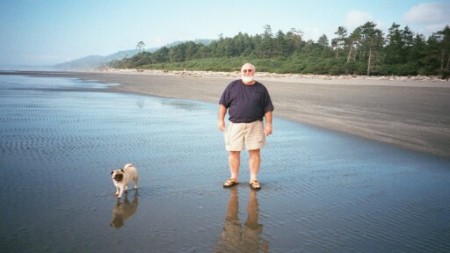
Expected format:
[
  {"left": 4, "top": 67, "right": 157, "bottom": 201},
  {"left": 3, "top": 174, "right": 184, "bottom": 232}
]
[
  {"left": 333, "top": 26, "right": 347, "bottom": 59},
  {"left": 359, "top": 22, "right": 384, "bottom": 75},
  {"left": 110, "top": 23, "right": 447, "bottom": 76}
]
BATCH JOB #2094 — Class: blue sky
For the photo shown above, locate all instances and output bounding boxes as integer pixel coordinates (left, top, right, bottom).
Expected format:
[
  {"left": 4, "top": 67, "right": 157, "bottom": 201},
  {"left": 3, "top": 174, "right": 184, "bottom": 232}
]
[{"left": 1, "top": 0, "right": 449, "bottom": 66}]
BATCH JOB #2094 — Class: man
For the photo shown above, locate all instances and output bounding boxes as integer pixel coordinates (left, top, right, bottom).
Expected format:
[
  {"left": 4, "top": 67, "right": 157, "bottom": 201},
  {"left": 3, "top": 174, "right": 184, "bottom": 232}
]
[{"left": 218, "top": 63, "right": 274, "bottom": 190}]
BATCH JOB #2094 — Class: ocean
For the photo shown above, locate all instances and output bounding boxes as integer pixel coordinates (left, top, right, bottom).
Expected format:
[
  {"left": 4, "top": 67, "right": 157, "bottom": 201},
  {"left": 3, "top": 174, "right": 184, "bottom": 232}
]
[{"left": 1, "top": 74, "right": 449, "bottom": 252}]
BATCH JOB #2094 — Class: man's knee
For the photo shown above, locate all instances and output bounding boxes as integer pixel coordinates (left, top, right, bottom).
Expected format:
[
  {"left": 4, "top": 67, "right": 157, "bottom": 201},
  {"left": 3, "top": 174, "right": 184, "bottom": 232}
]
[
  {"left": 248, "top": 149, "right": 260, "bottom": 156},
  {"left": 229, "top": 151, "right": 241, "bottom": 157}
]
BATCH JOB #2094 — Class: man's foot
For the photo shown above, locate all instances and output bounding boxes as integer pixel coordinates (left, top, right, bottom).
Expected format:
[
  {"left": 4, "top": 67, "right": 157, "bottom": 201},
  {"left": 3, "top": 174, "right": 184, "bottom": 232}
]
[
  {"left": 249, "top": 179, "right": 261, "bottom": 190},
  {"left": 223, "top": 178, "right": 238, "bottom": 188}
]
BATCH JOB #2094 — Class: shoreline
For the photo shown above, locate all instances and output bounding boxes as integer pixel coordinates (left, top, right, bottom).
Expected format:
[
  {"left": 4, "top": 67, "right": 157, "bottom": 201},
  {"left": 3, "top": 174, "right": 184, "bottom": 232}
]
[{"left": 2, "top": 69, "right": 450, "bottom": 158}]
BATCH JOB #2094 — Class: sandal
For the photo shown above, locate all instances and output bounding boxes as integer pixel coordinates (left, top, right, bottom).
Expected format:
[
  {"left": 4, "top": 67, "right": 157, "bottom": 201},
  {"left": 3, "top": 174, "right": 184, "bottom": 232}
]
[
  {"left": 223, "top": 178, "right": 238, "bottom": 188},
  {"left": 249, "top": 179, "right": 261, "bottom": 190}
]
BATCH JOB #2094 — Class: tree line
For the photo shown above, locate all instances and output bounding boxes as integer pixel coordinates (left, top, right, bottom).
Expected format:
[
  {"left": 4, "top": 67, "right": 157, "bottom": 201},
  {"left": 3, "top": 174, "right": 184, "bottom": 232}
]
[{"left": 110, "top": 22, "right": 450, "bottom": 78}]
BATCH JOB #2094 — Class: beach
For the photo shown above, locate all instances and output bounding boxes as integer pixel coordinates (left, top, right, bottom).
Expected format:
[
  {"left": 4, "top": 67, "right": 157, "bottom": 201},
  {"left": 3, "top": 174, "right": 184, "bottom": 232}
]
[
  {"left": 10, "top": 69, "right": 450, "bottom": 158},
  {"left": 1, "top": 73, "right": 450, "bottom": 252}
]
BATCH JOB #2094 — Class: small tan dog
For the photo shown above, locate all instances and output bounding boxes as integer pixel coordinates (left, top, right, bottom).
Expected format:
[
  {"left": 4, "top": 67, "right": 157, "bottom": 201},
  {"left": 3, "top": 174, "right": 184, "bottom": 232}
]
[{"left": 111, "top": 163, "right": 139, "bottom": 198}]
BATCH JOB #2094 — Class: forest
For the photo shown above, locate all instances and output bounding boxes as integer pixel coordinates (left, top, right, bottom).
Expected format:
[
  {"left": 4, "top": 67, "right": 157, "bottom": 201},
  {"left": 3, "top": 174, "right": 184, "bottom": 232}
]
[{"left": 110, "top": 22, "right": 450, "bottom": 78}]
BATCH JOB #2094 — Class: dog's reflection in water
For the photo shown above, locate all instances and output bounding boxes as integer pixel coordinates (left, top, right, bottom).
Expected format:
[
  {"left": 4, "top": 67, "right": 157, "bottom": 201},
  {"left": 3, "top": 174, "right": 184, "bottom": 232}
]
[{"left": 110, "top": 191, "right": 139, "bottom": 228}]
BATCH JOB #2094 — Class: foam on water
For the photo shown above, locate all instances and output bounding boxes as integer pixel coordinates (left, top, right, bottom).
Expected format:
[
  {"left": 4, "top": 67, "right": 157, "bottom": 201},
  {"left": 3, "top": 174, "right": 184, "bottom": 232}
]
[{"left": 1, "top": 74, "right": 449, "bottom": 252}]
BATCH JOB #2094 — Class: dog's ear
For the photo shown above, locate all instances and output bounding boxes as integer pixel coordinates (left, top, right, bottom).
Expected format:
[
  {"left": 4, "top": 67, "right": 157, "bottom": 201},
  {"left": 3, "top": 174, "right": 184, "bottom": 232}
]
[{"left": 111, "top": 171, "right": 114, "bottom": 175}]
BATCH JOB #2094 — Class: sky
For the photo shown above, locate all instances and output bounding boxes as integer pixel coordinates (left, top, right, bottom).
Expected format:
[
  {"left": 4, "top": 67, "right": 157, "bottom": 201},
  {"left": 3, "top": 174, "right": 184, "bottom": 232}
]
[{"left": 1, "top": 0, "right": 449, "bottom": 67}]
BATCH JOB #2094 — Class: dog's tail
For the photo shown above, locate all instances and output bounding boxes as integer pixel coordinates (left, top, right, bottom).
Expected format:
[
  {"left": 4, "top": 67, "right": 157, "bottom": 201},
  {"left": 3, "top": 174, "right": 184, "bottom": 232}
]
[{"left": 124, "top": 163, "right": 134, "bottom": 169}]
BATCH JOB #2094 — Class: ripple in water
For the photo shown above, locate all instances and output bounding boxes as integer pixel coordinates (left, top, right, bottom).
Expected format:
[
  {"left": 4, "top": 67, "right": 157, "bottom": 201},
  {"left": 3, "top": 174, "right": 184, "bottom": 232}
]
[{"left": 1, "top": 74, "right": 449, "bottom": 252}]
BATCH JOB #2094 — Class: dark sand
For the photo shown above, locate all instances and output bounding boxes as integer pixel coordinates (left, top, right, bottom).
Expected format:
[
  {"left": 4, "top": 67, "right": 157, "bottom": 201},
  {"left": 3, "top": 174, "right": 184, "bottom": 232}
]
[
  {"left": 4, "top": 70, "right": 450, "bottom": 158},
  {"left": 2, "top": 72, "right": 450, "bottom": 252}
]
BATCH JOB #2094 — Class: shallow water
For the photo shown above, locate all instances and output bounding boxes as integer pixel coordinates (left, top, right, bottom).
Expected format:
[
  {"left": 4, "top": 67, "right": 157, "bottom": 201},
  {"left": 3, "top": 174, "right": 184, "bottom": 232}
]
[{"left": 1, "top": 74, "right": 449, "bottom": 253}]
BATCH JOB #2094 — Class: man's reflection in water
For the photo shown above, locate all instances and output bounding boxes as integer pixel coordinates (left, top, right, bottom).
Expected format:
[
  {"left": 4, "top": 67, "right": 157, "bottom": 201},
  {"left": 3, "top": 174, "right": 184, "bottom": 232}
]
[
  {"left": 215, "top": 187, "right": 269, "bottom": 253},
  {"left": 110, "top": 191, "right": 139, "bottom": 229}
]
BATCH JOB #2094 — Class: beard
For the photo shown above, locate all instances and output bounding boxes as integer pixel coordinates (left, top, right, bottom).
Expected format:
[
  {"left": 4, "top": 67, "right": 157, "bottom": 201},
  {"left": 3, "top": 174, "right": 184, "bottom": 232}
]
[{"left": 241, "top": 75, "right": 254, "bottom": 83}]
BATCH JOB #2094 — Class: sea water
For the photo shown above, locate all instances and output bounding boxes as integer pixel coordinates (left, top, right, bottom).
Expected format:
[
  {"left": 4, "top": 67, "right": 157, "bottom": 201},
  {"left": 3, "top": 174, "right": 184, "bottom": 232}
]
[{"left": 0, "top": 74, "right": 449, "bottom": 252}]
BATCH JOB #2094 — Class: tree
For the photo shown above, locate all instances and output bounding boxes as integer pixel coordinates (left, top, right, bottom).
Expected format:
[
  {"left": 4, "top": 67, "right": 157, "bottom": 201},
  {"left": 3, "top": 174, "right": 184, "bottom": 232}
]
[
  {"left": 259, "top": 25, "right": 274, "bottom": 58},
  {"left": 136, "top": 41, "right": 145, "bottom": 53},
  {"left": 286, "top": 28, "right": 303, "bottom": 55},
  {"left": 317, "top": 34, "right": 329, "bottom": 47},
  {"left": 153, "top": 46, "right": 169, "bottom": 63},
  {"left": 346, "top": 27, "right": 362, "bottom": 63},
  {"left": 359, "top": 22, "right": 384, "bottom": 75},
  {"left": 385, "top": 23, "right": 403, "bottom": 64},
  {"left": 274, "top": 30, "right": 288, "bottom": 57},
  {"left": 168, "top": 44, "right": 186, "bottom": 62},
  {"left": 333, "top": 26, "right": 348, "bottom": 58},
  {"left": 436, "top": 26, "right": 450, "bottom": 73},
  {"left": 111, "top": 23, "right": 447, "bottom": 76},
  {"left": 317, "top": 34, "right": 332, "bottom": 58}
]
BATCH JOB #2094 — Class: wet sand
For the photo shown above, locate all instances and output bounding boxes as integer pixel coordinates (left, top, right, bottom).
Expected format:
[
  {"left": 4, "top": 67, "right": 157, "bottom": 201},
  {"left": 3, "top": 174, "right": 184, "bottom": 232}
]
[
  {"left": 2, "top": 73, "right": 450, "bottom": 252},
  {"left": 4, "top": 70, "right": 450, "bottom": 158}
]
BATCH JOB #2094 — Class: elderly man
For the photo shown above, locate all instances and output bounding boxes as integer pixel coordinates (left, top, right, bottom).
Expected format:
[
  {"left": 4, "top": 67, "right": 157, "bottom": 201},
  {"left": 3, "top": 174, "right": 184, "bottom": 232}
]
[{"left": 217, "top": 63, "right": 274, "bottom": 190}]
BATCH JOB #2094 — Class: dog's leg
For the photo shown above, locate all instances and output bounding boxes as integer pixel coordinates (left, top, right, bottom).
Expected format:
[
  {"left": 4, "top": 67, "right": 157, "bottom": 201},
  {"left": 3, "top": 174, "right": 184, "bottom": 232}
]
[
  {"left": 117, "top": 187, "right": 124, "bottom": 198},
  {"left": 134, "top": 176, "right": 139, "bottom": 189},
  {"left": 115, "top": 187, "right": 120, "bottom": 196}
]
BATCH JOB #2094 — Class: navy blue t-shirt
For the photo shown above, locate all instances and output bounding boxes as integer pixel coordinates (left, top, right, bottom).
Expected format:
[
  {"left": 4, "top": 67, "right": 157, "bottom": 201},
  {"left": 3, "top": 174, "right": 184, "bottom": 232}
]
[{"left": 219, "top": 79, "right": 274, "bottom": 123}]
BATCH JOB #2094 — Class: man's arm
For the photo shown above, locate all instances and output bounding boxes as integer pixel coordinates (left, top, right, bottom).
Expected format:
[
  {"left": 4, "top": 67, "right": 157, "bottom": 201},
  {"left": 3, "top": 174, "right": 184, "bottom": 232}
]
[
  {"left": 217, "top": 104, "right": 227, "bottom": 132},
  {"left": 264, "top": 111, "right": 273, "bottom": 136}
]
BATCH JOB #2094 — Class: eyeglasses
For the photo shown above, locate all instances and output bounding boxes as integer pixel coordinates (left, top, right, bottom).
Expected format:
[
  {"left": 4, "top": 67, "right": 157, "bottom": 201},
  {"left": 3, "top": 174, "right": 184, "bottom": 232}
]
[{"left": 242, "top": 69, "right": 253, "bottom": 73}]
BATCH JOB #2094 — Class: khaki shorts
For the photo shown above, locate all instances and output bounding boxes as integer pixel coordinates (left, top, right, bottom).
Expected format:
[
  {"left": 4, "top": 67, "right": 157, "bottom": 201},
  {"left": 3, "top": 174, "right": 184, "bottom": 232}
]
[{"left": 225, "top": 121, "right": 265, "bottom": 151}]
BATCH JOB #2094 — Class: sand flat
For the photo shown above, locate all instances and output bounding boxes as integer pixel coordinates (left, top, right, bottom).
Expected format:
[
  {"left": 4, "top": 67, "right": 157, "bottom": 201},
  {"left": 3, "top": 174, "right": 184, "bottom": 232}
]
[
  {"left": 4, "top": 70, "right": 450, "bottom": 158},
  {"left": 2, "top": 72, "right": 450, "bottom": 252}
]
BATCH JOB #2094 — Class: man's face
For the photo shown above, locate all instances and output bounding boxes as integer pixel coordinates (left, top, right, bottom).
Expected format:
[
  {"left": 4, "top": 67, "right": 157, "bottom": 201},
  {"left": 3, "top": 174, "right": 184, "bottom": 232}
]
[
  {"left": 241, "top": 65, "right": 254, "bottom": 76},
  {"left": 241, "top": 65, "right": 255, "bottom": 83}
]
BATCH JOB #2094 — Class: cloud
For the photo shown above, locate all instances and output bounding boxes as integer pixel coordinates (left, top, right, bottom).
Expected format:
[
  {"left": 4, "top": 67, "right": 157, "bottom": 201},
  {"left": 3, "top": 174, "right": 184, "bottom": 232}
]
[
  {"left": 403, "top": 2, "right": 450, "bottom": 25},
  {"left": 303, "top": 27, "right": 322, "bottom": 41},
  {"left": 345, "top": 10, "right": 374, "bottom": 29},
  {"left": 403, "top": 2, "right": 450, "bottom": 35}
]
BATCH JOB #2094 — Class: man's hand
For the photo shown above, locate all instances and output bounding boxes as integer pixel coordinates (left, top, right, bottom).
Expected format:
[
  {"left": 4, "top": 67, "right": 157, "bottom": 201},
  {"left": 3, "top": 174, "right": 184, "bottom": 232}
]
[
  {"left": 218, "top": 105, "right": 227, "bottom": 132},
  {"left": 218, "top": 120, "right": 226, "bottom": 132},
  {"left": 264, "top": 111, "right": 273, "bottom": 136},
  {"left": 264, "top": 123, "right": 272, "bottom": 136}
]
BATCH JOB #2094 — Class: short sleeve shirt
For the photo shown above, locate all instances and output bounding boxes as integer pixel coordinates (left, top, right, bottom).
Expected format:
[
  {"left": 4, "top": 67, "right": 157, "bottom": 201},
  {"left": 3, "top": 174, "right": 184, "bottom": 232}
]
[{"left": 219, "top": 79, "right": 274, "bottom": 123}]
